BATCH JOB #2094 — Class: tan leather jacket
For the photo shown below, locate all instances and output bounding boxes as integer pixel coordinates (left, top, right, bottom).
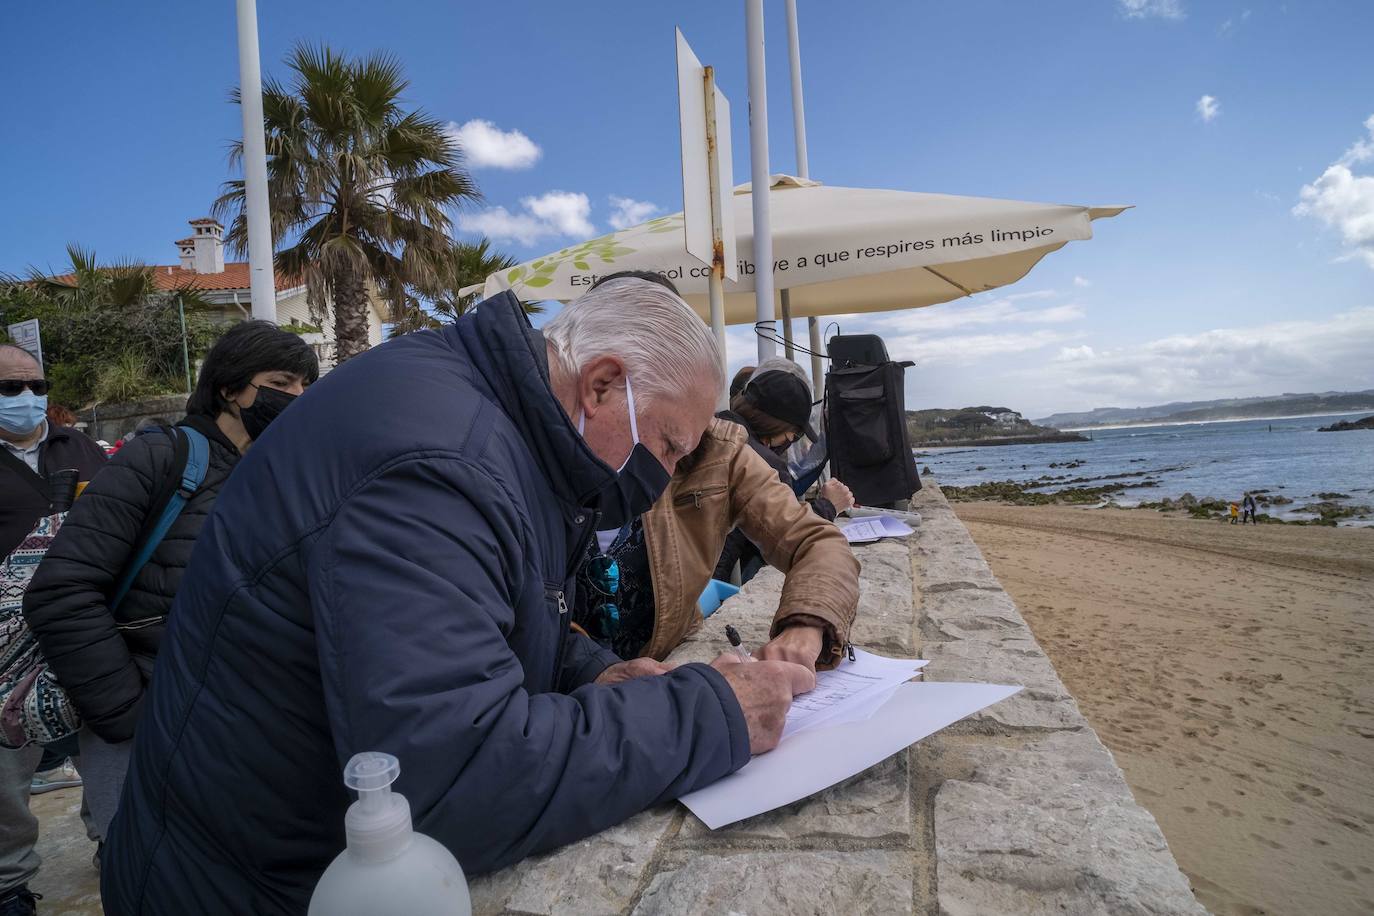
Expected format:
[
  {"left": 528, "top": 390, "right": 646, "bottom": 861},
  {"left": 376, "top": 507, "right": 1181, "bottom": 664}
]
[{"left": 637, "top": 419, "right": 859, "bottom": 669}]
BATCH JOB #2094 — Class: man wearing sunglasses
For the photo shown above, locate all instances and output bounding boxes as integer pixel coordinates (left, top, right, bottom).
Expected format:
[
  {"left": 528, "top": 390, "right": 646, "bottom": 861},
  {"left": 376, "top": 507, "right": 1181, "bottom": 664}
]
[
  {"left": 0, "top": 344, "right": 107, "bottom": 558},
  {"left": 1, "top": 343, "right": 106, "bottom": 916}
]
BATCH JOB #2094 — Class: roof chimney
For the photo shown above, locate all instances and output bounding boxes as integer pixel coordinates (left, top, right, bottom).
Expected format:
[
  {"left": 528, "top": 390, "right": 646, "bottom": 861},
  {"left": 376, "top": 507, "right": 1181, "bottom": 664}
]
[
  {"left": 176, "top": 236, "right": 196, "bottom": 270},
  {"left": 187, "top": 218, "right": 225, "bottom": 274}
]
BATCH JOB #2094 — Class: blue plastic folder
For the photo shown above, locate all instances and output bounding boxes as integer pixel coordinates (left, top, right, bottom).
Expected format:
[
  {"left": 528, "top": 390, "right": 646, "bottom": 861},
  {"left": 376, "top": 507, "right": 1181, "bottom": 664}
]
[{"left": 697, "top": 579, "right": 740, "bottom": 617}]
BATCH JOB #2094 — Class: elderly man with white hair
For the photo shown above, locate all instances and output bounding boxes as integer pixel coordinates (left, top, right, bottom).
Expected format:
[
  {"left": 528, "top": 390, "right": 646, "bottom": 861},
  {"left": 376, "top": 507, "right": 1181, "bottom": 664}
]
[{"left": 103, "top": 281, "right": 816, "bottom": 914}]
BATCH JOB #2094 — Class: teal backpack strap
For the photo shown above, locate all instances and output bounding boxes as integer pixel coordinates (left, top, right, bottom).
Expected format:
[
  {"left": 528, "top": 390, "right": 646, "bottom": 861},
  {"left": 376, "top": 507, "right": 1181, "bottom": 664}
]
[{"left": 108, "top": 426, "right": 211, "bottom": 613}]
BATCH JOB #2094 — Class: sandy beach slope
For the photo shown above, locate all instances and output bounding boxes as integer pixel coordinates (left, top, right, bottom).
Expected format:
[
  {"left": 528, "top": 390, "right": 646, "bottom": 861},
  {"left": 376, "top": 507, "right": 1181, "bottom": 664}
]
[{"left": 953, "top": 503, "right": 1374, "bottom": 916}]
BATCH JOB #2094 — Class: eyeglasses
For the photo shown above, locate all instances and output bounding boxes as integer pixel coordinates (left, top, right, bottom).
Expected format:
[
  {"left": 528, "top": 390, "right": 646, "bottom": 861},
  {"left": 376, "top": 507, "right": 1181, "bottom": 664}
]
[
  {"left": 0, "top": 379, "right": 50, "bottom": 397},
  {"left": 584, "top": 554, "right": 622, "bottom": 638}
]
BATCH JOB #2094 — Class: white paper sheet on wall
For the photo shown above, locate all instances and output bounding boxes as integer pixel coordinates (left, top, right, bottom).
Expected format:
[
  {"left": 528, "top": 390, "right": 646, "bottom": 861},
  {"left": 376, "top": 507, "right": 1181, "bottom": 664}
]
[
  {"left": 840, "top": 515, "right": 915, "bottom": 544},
  {"left": 680, "top": 680, "right": 1022, "bottom": 830},
  {"left": 782, "top": 649, "right": 926, "bottom": 739}
]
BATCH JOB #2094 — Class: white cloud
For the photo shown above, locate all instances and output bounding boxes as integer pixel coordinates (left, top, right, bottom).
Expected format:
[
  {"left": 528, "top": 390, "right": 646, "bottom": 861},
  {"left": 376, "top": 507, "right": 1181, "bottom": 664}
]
[
  {"left": 870, "top": 292, "right": 1084, "bottom": 334},
  {"left": 522, "top": 191, "right": 595, "bottom": 237},
  {"left": 1042, "top": 308, "right": 1374, "bottom": 403},
  {"left": 446, "top": 119, "right": 542, "bottom": 170},
  {"left": 1294, "top": 115, "right": 1374, "bottom": 269},
  {"left": 1120, "top": 0, "right": 1184, "bottom": 19},
  {"left": 608, "top": 196, "right": 660, "bottom": 230},
  {"left": 457, "top": 206, "right": 553, "bottom": 246},
  {"left": 1196, "top": 95, "right": 1220, "bottom": 123},
  {"left": 1219, "top": 9, "right": 1251, "bottom": 34},
  {"left": 458, "top": 190, "right": 594, "bottom": 245},
  {"left": 1073, "top": 275, "right": 1092, "bottom": 287},
  {"left": 892, "top": 329, "right": 1086, "bottom": 365}
]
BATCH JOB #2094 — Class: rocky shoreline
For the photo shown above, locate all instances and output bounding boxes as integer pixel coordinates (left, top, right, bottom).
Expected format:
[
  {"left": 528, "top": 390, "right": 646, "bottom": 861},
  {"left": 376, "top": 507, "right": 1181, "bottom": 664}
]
[
  {"left": 1317, "top": 414, "right": 1374, "bottom": 432},
  {"left": 939, "top": 476, "right": 1373, "bottom": 526}
]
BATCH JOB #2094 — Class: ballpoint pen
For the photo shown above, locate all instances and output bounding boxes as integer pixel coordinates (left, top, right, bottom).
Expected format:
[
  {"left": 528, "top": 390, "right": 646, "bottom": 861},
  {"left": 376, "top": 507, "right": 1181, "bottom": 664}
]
[{"left": 724, "top": 625, "right": 752, "bottom": 662}]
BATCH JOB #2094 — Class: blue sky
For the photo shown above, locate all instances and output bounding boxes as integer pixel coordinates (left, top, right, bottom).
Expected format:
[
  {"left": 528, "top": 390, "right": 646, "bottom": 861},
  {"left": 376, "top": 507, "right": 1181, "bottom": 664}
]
[{"left": 2, "top": 0, "right": 1371, "bottom": 416}]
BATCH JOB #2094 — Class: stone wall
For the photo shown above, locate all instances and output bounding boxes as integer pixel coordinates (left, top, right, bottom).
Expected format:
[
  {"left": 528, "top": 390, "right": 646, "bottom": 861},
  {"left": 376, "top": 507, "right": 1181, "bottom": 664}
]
[
  {"left": 468, "top": 482, "right": 1205, "bottom": 915},
  {"left": 76, "top": 394, "right": 188, "bottom": 442}
]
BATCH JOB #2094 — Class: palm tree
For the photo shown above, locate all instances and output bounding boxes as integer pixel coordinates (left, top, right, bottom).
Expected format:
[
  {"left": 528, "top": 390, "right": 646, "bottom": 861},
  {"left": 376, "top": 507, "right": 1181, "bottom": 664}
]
[
  {"left": 27, "top": 244, "right": 168, "bottom": 309},
  {"left": 2, "top": 246, "right": 213, "bottom": 405},
  {"left": 389, "top": 238, "right": 544, "bottom": 337},
  {"left": 215, "top": 44, "right": 477, "bottom": 363}
]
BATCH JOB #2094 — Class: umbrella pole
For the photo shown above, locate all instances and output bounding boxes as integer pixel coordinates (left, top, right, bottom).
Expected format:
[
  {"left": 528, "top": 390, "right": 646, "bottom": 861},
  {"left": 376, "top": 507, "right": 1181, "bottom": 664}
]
[
  {"left": 780, "top": 290, "right": 795, "bottom": 359},
  {"left": 745, "top": 0, "right": 777, "bottom": 363}
]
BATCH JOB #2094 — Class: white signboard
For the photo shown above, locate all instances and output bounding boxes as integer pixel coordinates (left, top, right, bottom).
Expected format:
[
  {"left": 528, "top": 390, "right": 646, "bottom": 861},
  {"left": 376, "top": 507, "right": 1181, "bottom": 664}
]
[
  {"left": 675, "top": 28, "right": 737, "bottom": 280},
  {"left": 7, "top": 319, "right": 42, "bottom": 366}
]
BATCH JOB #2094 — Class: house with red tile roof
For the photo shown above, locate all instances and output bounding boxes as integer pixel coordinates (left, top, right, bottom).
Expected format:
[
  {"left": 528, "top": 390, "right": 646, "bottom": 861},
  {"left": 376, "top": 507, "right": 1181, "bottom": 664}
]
[{"left": 152, "top": 218, "right": 390, "bottom": 369}]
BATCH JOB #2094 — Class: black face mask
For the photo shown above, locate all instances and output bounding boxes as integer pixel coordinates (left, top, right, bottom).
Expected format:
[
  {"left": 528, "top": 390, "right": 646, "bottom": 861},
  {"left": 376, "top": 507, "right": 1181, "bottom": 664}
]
[
  {"left": 239, "top": 384, "right": 297, "bottom": 441},
  {"left": 595, "top": 443, "right": 671, "bottom": 530},
  {"left": 580, "top": 375, "right": 671, "bottom": 529}
]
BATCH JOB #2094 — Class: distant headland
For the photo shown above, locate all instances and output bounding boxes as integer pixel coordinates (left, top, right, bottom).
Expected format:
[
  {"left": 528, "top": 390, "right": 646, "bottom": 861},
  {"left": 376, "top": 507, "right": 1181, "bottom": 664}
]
[{"left": 1034, "top": 390, "right": 1374, "bottom": 430}]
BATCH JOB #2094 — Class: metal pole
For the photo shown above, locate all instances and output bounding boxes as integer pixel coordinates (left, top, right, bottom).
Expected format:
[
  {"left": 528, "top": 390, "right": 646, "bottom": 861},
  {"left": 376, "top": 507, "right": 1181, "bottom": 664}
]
[
  {"left": 178, "top": 296, "right": 193, "bottom": 393},
  {"left": 703, "top": 66, "right": 730, "bottom": 410},
  {"left": 780, "top": 290, "right": 795, "bottom": 359},
  {"left": 745, "top": 0, "right": 776, "bottom": 362},
  {"left": 235, "top": 0, "right": 277, "bottom": 323},
  {"left": 784, "top": 0, "right": 826, "bottom": 396}
]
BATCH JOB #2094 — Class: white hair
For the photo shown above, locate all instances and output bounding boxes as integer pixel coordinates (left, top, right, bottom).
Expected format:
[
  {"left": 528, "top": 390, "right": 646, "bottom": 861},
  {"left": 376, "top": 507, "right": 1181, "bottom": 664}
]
[
  {"left": 543, "top": 279, "right": 723, "bottom": 402},
  {"left": 748, "top": 356, "right": 810, "bottom": 390}
]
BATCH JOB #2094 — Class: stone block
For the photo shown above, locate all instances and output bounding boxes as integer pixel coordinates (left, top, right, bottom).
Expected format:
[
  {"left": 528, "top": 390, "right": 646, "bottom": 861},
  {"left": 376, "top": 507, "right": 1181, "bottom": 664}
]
[
  {"left": 935, "top": 732, "right": 1205, "bottom": 916},
  {"left": 916, "top": 533, "right": 1001, "bottom": 591},
  {"left": 678, "top": 753, "right": 910, "bottom": 842},
  {"left": 632, "top": 848, "right": 914, "bottom": 915},
  {"left": 919, "top": 585, "right": 1028, "bottom": 638},
  {"left": 469, "top": 806, "right": 677, "bottom": 916},
  {"left": 851, "top": 543, "right": 917, "bottom": 654},
  {"left": 921, "top": 635, "right": 1086, "bottom": 731}
]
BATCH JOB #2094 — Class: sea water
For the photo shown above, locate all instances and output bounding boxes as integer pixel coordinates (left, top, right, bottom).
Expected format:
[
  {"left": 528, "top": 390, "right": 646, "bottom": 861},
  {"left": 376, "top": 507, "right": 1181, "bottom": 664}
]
[{"left": 916, "top": 412, "right": 1374, "bottom": 525}]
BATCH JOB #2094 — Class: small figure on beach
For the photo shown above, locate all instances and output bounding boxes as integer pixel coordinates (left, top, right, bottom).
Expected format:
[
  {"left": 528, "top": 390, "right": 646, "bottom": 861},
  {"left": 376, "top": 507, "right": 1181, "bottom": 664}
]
[
  {"left": 1242, "top": 493, "right": 1258, "bottom": 525},
  {"left": 1229, "top": 502, "right": 1240, "bottom": 524}
]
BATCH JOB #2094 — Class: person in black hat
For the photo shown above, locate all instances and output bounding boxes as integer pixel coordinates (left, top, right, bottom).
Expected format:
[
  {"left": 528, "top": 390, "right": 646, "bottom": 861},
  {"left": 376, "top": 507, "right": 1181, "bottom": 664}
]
[{"left": 715, "top": 358, "right": 853, "bottom": 584}]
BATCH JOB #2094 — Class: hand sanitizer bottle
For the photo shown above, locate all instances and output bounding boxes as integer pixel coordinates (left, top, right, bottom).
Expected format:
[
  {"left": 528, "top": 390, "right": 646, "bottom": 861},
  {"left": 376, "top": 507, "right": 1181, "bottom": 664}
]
[{"left": 308, "top": 752, "right": 471, "bottom": 915}]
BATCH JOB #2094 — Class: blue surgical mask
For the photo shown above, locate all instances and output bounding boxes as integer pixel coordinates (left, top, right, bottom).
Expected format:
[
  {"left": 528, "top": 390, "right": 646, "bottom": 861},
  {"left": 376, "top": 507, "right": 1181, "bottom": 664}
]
[
  {"left": 578, "top": 375, "right": 671, "bottom": 529},
  {"left": 0, "top": 390, "right": 47, "bottom": 436}
]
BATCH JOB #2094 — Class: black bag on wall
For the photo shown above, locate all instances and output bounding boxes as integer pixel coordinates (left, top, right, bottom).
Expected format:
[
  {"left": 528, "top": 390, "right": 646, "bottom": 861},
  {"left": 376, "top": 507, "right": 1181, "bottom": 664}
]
[{"left": 825, "top": 343, "right": 920, "bottom": 507}]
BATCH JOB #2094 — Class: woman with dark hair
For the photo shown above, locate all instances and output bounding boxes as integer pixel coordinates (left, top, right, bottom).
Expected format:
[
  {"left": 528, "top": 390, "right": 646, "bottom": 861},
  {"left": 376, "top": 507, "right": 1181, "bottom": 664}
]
[
  {"left": 714, "top": 358, "right": 854, "bottom": 583},
  {"left": 22, "top": 320, "right": 317, "bottom": 853}
]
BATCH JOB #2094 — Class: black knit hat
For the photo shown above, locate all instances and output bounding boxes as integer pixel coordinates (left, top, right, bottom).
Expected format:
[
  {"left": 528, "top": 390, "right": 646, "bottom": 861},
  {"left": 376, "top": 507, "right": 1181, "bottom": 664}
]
[{"left": 743, "top": 369, "right": 818, "bottom": 441}]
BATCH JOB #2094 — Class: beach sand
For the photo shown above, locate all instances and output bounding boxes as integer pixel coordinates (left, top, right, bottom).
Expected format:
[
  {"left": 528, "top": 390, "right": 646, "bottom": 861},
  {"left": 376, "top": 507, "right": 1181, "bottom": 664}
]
[{"left": 953, "top": 503, "right": 1374, "bottom": 916}]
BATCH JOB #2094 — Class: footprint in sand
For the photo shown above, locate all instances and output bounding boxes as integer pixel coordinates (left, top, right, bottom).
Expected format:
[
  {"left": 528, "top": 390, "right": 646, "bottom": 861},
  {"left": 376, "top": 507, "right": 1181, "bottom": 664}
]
[
  {"left": 1324, "top": 861, "right": 1358, "bottom": 882},
  {"left": 1249, "top": 833, "right": 1284, "bottom": 850},
  {"left": 1295, "top": 783, "right": 1325, "bottom": 797}
]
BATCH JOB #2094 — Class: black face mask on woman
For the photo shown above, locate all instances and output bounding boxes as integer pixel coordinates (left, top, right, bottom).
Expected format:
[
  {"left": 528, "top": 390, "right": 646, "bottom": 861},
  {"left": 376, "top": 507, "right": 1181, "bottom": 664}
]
[
  {"left": 239, "top": 384, "right": 298, "bottom": 441},
  {"left": 579, "top": 375, "right": 671, "bottom": 530}
]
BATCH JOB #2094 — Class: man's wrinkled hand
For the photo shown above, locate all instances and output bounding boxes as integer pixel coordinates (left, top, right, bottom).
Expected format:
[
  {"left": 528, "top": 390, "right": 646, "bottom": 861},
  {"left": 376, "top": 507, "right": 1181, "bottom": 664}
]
[
  {"left": 711, "top": 655, "right": 815, "bottom": 754},
  {"left": 595, "top": 657, "right": 670, "bottom": 685},
  {"left": 756, "top": 624, "right": 824, "bottom": 671}
]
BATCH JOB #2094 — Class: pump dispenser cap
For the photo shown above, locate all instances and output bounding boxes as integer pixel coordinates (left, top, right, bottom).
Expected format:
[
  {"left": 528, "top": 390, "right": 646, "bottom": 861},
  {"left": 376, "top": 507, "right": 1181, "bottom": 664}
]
[{"left": 341, "top": 752, "right": 413, "bottom": 863}]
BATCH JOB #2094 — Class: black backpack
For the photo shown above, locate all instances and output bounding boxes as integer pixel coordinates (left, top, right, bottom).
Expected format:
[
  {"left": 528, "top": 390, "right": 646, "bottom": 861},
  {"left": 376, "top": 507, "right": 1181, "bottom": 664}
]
[{"left": 825, "top": 336, "right": 921, "bottom": 508}]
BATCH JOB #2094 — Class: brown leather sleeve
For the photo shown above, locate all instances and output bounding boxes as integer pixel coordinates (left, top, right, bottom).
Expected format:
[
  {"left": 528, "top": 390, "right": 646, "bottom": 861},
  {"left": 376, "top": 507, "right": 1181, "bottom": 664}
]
[{"left": 728, "top": 443, "right": 860, "bottom": 669}]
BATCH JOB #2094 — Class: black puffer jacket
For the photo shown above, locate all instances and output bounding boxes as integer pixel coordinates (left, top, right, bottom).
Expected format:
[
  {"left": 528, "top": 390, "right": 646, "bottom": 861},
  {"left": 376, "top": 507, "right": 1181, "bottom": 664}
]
[{"left": 23, "top": 415, "right": 240, "bottom": 742}]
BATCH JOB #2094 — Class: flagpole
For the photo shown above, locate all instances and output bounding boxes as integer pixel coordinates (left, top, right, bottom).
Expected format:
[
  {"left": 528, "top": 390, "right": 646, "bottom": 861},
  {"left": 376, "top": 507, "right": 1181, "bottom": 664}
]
[
  {"left": 784, "top": 0, "right": 826, "bottom": 395},
  {"left": 235, "top": 0, "right": 277, "bottom": 323},
  {"left": 745, "top": 0, "right": 776, "bottom": 362}
]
